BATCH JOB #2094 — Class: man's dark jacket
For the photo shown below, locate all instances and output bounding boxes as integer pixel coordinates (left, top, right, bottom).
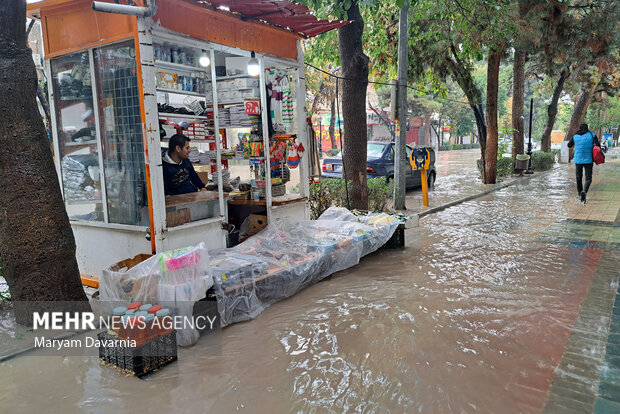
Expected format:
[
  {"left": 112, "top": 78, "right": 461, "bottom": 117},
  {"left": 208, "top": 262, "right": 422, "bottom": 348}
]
[{"left": 162, "top": 150, "right": 205, "bottom": 196}]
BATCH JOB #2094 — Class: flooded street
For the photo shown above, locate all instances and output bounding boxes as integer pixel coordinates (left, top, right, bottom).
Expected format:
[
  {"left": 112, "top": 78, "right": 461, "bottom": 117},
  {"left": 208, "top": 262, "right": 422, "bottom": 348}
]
[{"left": 2, "top": 150, "right": 619, "bottom": 413}]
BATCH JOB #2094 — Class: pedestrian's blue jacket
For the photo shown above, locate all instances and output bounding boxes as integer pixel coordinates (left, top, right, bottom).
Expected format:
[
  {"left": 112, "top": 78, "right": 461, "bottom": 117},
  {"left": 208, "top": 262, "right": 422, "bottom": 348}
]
[
  {"left": 568, "top": 128, "right": 600, "bottom": 165},
  {"left": 161, "top": 149, "right": 205, "bottom": 196}
]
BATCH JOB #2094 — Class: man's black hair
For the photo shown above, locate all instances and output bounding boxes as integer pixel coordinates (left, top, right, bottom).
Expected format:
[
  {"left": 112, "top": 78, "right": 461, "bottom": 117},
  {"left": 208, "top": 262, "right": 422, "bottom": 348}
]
[{"left": 168, "top": 134, "right": 190, "bottom": 155}]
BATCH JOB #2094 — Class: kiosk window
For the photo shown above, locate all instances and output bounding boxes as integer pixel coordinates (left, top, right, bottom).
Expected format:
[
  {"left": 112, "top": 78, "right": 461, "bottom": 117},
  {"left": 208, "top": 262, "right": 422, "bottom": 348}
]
[
  {"left": 50, "top": 52, "right": 103, "bottom": 221},
  {"left": 94, "top": 42, "right": 148, "bottom": 226}
]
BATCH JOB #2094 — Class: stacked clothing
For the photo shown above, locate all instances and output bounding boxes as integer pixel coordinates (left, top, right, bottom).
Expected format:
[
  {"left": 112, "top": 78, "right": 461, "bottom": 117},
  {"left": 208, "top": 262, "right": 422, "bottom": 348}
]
[
  {"left": 188, "top": 146, "right": 200, "bottom": 163},
  {"left": 229, "top": 105, "right": 253, "bottom": 127},
  {"left": 218, "top": 108, "right": 231, "bottom": 126},
  {"left": 61, "top": 155, "right": 101, "bottom": 201}
]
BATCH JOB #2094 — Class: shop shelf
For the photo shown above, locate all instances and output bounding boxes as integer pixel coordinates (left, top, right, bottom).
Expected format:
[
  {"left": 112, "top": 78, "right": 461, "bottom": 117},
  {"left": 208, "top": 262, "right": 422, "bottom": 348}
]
[
  {"left": 66, "top": 199, "right": 102, "bottom": 205},
  {"left": 154, "top": 60, "right": 209, "bottom": 75},
  {"left": 64, "top": 140, "right": 98, "bottom": 147},
  {"left": 218, "top": 101, "right": 246, "bottom": 106},
  {"left": 158, "top": 112, "right": 209, "bottom": 120},
  {"left": 215, "top": 74, "right": 257, "bottom": 81},
  {"left": 156, "top": 88, "right": 205, "bottom": 97},
  {"left": 219, "top": 124, "right": 254, "bottom": 129}
]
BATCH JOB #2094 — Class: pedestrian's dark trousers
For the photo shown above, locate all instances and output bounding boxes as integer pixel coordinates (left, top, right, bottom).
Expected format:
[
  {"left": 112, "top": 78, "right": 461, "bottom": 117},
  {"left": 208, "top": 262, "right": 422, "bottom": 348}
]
[{"left": 575, "top": 163, "right": 593, "bottom": 194}]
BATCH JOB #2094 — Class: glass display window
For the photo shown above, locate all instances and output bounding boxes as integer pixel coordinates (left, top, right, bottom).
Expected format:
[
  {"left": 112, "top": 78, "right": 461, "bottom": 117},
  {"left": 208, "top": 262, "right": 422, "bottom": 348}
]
[
  {"left": 50, "top": 51, "right": 103, "bottom": 221},
  {"left": 94, "top": 41, "right": 148, "bottom": 226}
]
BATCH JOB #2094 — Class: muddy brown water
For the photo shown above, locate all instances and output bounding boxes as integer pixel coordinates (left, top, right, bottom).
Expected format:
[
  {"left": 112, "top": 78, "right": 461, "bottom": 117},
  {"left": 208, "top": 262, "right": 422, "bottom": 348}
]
[{"left": 0, "top": 159, "right": 612, "bottom": 413}]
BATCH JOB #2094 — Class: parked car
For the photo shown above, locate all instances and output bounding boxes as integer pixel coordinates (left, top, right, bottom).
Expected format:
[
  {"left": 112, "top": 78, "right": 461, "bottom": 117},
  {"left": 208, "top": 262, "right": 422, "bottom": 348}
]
[{"left": 321, "top": 141, "right": 437, "bottom": 190}]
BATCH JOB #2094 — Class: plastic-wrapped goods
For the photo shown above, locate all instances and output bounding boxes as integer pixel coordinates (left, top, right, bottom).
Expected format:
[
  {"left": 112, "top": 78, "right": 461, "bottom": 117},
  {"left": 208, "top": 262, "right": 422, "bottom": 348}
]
[
  {"left": 126, "top": 243, "right": 213, "bottom": 346},
  {"left": 101, "top": 244, "right": 213, "bottom": 346},
  {"left": 211, "top": 207, "right": 400, "bottom": 326},
  {"left": 100, "top": 254, "right": 158, "bottom": 316}
]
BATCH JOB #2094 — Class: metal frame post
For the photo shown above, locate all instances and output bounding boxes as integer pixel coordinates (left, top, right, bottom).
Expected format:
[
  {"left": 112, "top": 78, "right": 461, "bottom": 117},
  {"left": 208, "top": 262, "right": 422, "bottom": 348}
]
[{"left": 136, "top": 15, "right": 167, "bottom": 251}]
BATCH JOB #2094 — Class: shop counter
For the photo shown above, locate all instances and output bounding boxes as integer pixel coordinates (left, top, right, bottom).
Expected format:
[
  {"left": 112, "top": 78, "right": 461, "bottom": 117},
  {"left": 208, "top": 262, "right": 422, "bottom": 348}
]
[{"left": 165, "top": 191, "right": 228, "bottom": 227}]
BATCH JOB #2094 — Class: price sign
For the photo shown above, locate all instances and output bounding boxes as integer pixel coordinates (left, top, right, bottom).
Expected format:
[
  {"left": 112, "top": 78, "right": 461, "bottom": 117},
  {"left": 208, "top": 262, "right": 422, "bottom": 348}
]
[{"left": 245, "top": 100, "right": 260, "bottom": 115}]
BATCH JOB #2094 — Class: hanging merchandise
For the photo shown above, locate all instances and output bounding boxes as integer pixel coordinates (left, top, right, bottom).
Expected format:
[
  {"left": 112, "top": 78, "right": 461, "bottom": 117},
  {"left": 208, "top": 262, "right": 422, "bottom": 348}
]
[
  {"left": 270, "top": 140, "right": 287, "bottom": 162},
  {"left": 266, "top": 69, "right": 294, "bottom": 133},
  {"left": 249, "top": 141, "right": 264, "bottom": 157},
  {"left": 288, "top": 143, "right": 299, "bottom": 168}
]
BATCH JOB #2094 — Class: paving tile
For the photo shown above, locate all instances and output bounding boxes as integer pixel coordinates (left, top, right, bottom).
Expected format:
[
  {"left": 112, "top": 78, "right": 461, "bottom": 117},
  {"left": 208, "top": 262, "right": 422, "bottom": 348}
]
[
  {"left": 598, "top": 381, "right": 620, "bottom": 402},
  {"left": 600, "top": 367, "right": 620, "bottom": 384},
  {"left": 545, "top": 394, "right": 594, "bottom": 414}
]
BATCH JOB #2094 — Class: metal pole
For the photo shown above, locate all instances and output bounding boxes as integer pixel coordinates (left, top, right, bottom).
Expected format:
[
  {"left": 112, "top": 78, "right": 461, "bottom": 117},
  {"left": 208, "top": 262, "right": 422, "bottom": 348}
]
[
  {"left": 92, "top": 1, "right": 151, "bottom": 16},
  {"left": 525, "top": 97, "right": 534, "bottom": 174},
  {"left": 393, "top": 0, "right": 409, "bottom": 210}
]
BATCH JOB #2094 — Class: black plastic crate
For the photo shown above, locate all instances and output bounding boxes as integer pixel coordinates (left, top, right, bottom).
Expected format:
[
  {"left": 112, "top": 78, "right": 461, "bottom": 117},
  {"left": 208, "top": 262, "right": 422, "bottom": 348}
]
[
  {"left": 98, "top": 330, "right": 177, "bottom": 378},
  {"left": 384, "top": 223, "right": 405, "bottom": 248},
  {"left": 193, "top": 292, "right": 220, "bottom": 334}
]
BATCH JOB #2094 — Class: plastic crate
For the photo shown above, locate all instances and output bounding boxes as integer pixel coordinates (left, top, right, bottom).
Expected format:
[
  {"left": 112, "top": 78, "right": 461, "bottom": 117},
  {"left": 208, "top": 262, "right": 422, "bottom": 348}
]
[
  {"left": 98, "top": 330, "right": 177, "bottom": 378},
  {"left": 384, "top": 223, "right": 405, "bottom": 248}
]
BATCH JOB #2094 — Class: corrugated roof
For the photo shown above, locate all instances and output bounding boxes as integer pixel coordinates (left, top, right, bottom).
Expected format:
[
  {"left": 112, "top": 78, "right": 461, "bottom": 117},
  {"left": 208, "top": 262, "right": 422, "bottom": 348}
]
[{"left": 196, "top": 0, "right": 349, "bottom": 38}]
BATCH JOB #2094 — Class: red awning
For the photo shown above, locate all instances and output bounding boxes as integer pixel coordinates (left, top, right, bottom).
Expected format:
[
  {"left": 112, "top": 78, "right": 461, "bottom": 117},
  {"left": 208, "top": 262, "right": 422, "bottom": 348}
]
[{"left": 196, "top": 0, "right": 349, "bottom": 38}]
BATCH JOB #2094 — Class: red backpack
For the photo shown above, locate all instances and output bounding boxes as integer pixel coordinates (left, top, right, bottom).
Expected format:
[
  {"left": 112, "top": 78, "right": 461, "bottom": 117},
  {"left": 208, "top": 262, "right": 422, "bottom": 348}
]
[{"left": 592, "top": 133, "right": 605, "bottom": 165}]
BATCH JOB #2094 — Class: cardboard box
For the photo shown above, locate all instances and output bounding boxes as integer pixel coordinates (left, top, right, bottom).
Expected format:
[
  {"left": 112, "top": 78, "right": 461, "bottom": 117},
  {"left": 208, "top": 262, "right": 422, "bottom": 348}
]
[
  {"left": 249, "top": 214, "right": 268, "bottom": 235},
  {"left": 233, "top": 78, "right": 259, "bottom": 89}
]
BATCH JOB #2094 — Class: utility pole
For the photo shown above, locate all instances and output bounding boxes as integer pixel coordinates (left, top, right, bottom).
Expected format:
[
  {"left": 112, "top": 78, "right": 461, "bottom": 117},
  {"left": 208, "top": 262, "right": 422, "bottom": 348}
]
[{"left": 393, "top": 0, "right": 409, "bottom": 210}]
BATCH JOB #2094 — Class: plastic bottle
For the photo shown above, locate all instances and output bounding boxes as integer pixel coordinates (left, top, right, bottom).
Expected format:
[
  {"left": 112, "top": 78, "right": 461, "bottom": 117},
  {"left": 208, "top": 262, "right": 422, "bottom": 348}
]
[
  {"left": 156, "top": 308, "right": 174, "bottom": 336},
  {"left": 112, "top": 306, "right": 127, "bottom": 335},
  {"left": 127, "top": 302, "right": 141, "bottom": 311},
  {"left": 143, "top": 314, "right": 158, "bottom": 342},
  {"left": 117, "top": 314, "right": 130, "bottom": 340},
  {"left": 133, "top": 312, "right": 149, "bottom": 345},
  {"left": 148, "top": 305, "right": 162, "bottom": 314}
]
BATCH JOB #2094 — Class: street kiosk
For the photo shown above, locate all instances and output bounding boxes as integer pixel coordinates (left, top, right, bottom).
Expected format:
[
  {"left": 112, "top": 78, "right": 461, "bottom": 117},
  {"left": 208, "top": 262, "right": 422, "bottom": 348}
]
[{"left": 28, "top": 0, "right": 344, "bottom": 277}]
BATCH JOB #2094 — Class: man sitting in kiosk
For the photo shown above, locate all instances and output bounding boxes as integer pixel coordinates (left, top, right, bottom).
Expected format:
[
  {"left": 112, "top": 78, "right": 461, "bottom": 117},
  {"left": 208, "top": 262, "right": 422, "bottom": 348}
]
[{"left": 162, "top": 134, "right": 206, "bottom": 196}]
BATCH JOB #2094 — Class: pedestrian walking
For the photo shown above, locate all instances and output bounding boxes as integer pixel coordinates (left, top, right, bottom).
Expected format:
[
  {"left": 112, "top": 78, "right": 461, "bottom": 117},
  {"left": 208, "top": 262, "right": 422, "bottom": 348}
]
[{"left": 568, "top": 123, "right": 601, "bottom": 204}]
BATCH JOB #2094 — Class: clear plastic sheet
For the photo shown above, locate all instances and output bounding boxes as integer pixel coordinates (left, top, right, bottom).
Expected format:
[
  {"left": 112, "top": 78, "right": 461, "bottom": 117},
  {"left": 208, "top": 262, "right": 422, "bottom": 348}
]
[
  {"left": 100, "top": 254, "right": 158, "bottom": 314},
  {"left": 211, "top": 207, "right": 400, "bottom": 326},
  {"left": 101, "top": 243, "right": 213, "bottom": 346}
]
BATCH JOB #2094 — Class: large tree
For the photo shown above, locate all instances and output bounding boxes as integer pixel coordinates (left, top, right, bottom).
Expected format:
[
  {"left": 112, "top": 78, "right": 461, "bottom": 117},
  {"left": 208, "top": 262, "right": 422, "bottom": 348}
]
[
  {"left": 0, "top": 0, "right": 89, "bottom": 325},
  {"left": 303, "top": 0, "right": 395, "bottom": 209},
  {"left": 409, "top": 0, "right": 516, "bottom": 183}
]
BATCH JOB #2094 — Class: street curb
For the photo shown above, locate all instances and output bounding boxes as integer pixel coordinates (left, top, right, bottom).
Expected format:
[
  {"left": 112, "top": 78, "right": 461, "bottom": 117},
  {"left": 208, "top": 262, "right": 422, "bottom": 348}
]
[
  {"left": 0, "top": 329, "right": 93, "bottom": 363},
  {"left": 417, "top": 165, "right": 561, "bottom": 219}
]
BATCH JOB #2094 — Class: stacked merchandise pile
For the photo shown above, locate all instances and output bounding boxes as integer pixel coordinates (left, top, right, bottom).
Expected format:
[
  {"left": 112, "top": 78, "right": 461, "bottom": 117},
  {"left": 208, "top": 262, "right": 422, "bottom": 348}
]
[
  {"left": 229, "top": 105, "right": 253, "bottom": 127},
  {"left": 188, "top": 147, "right": 200, "bottom": 163},
  {"left": 218, "top": 108, "right": 231, "bottom": 127},
  {"left": 210, "top": 207, "right": 400, "bottom": 326},
  {"left": 61, "top": 155, "right": 101, "bottom": 201}
]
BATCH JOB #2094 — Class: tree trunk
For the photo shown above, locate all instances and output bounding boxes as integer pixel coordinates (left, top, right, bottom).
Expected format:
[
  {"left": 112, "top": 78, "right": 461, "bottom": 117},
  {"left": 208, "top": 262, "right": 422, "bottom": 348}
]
[
  {"left": 512, "top": 50, "right": 526, "bottom": 158},
  {"left": 338, "top": 1, "right": 369, "bottom": 209},
  {"left": 446, "top": 43, "right": 487, "bottom": 178},
  {"left": 541, "top": 69, "right": 568, "bottom": 152},
  {"left": 423, "top": 112, "right": 431, "bottom": 146},
  {"left": 0, "top": 0, "right": 89, "bottom": 325},
  {"left": 484, "top": 49, "right": 501, "bottom": 184},
  {"left": 566, "top": 82, "right": 598, "bottom": 140},
  {"left": 329, "top": 99, "right": 337, "bottom": 150}
]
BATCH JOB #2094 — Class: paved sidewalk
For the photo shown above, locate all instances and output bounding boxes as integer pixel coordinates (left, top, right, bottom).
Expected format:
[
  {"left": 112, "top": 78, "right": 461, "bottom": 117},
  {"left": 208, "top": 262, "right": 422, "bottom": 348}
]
[{"left": 542, "top": 148, "right": 620, "bottom": 414}]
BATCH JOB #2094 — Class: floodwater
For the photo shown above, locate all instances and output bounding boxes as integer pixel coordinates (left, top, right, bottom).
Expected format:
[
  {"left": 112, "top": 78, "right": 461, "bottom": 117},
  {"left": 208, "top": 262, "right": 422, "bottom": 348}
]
[{"left": 1, "top": 154, "right": 617, "bottom": 413}]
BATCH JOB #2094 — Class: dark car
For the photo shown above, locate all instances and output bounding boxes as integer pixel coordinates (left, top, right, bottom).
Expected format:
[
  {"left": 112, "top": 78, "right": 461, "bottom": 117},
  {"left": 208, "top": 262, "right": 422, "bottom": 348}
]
[{"left": 322, "top": 141, "right": 436, "bottom": 190}]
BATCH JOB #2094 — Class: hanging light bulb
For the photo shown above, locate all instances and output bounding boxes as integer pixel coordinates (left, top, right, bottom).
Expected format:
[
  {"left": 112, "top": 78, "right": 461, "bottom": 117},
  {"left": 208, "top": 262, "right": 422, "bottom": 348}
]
[
  {"left": 199, "top": 50, "right": 210, "bottom": 67},
  {"left": 247, "top": 51, "right": 260, "bottom": 76}
]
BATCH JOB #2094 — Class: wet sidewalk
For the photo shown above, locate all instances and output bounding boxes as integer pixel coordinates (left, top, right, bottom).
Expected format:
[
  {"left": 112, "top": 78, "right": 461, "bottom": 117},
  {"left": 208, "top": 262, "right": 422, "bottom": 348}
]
[
  {"left": 405, "top": 148, "right": 518, "bottom": 214},
  {"left": 1, "top": 149, "right": 620, "bottom": 413}
]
